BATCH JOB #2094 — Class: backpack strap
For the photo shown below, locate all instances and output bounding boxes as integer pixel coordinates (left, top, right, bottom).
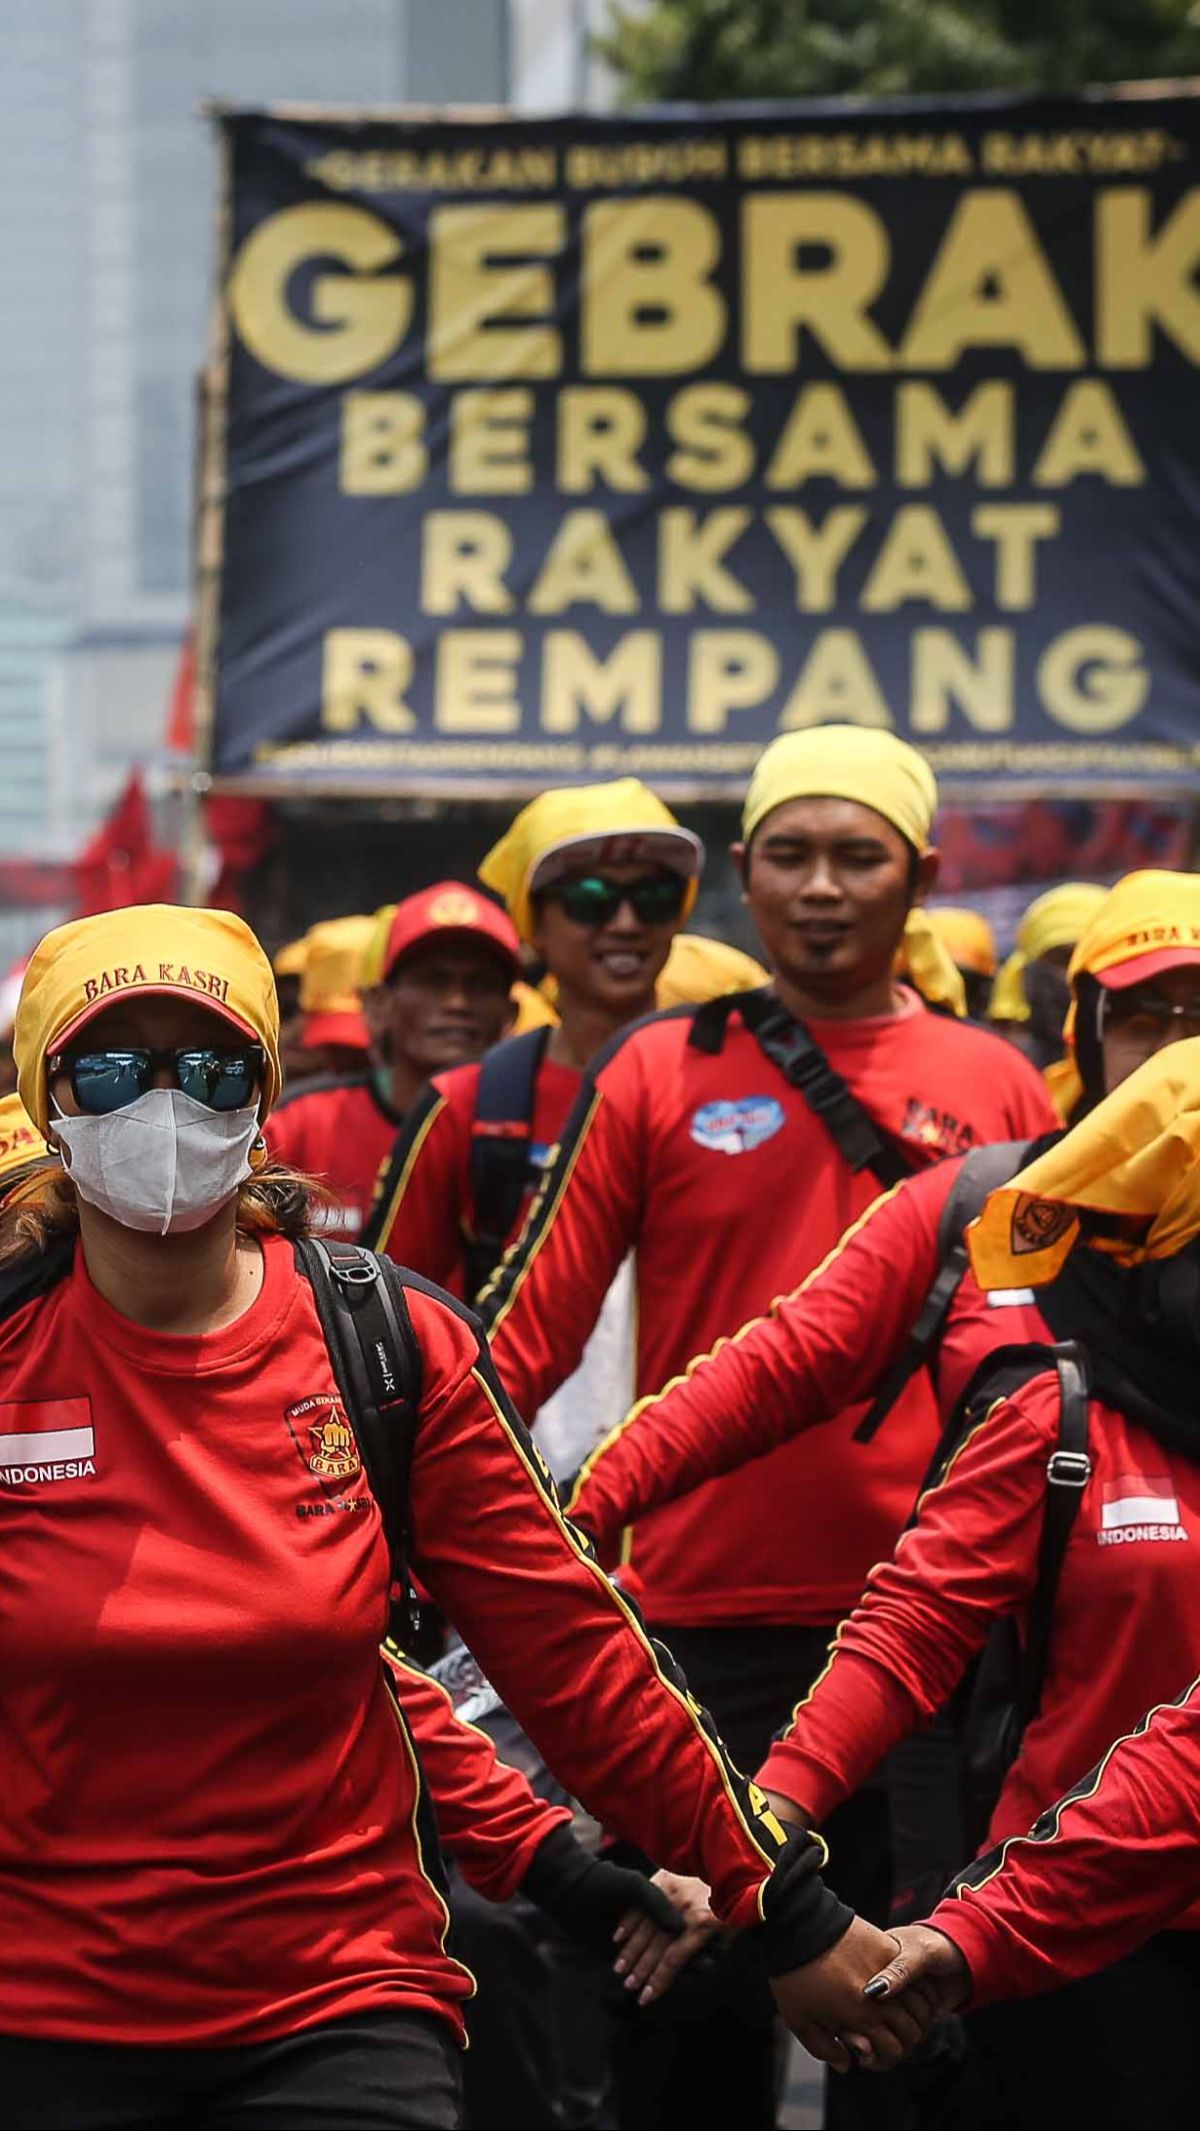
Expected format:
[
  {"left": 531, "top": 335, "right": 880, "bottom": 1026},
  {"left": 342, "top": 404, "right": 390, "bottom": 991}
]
[
  {"left": 854, "top": 1139, "right": 1036, "bottom": 1443},
  {"left": 694, "top": 987, "right": 919, "bottom": 1190},
  {"left": 1017, "top": 1341, "right": 1091, "bottom": 1731},
  {"left": 465, "top": 1026, "right": 551, "bottom": 1300},
  {"left": 294, "top": 1236, "right": 423, "bottom": 1645}
]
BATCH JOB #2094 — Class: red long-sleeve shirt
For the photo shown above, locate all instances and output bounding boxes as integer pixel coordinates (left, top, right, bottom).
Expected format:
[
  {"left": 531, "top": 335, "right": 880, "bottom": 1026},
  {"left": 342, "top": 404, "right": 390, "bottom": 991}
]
[
  {"left": 371, "top": 1051, "right": 582, "bottom": 1294},
  {"left": 758, "top": 1363, "right": 1200, "bottom": 1914},
  {"left": 566, "top": 1153, "right": 1050, "bottom": 1556},
  {"left": 266, "top": 1075, "right": 401, "bottom": 1239},
  {"left": 385, "top": 1653, "right": 571, "bottom": 1904},
  {"left": 931, "top": 1677, "right": 1200, "bottom": 2004},
  {"left": 0, "top": 1235, "right": 832, "bottom": 2049},
  {"left": 485, "top": 992, "right": 1056, "bottom": 1627}
]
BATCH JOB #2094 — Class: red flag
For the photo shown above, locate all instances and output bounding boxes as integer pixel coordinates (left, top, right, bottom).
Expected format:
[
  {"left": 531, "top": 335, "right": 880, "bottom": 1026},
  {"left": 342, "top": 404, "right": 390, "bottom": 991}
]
[{"left": 72, "top": 771, "right": 179, "bottom": 917}]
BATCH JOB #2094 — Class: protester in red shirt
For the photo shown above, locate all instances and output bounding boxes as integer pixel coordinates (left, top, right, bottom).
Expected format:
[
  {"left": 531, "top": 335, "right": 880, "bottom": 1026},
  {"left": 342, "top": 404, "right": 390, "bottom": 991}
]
[
  {"left": 268, "top": 886, "right": 518, "bottom": 1240},
  {"left": 759, "top": 1038, "right": 1200, "bottom": 2130},
  {"left": 368, "top": 779, "right": 701, "bottom": 1308},
  {"left": 566, "top": 868, "right": 1200, "bottom": 1558},
  {"left": 482, "top": 727, "right": 1054, "bottom": 2130},
  {"left": 0, "top": 900, "right": 920, "bottom": 2131}
]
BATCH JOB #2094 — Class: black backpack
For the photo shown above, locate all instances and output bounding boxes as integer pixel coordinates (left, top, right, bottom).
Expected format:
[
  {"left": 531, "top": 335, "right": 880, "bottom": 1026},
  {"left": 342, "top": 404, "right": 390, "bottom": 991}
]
[{"left": 0, "top": 1235, "right": 426, "bottom": 1647}]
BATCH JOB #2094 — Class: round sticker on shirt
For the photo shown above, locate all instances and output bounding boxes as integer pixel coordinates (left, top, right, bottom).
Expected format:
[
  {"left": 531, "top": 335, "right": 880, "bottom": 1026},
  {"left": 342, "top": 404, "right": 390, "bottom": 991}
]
[{"left": 690, "top": 1096, "right": 786, "bottom": 1156}]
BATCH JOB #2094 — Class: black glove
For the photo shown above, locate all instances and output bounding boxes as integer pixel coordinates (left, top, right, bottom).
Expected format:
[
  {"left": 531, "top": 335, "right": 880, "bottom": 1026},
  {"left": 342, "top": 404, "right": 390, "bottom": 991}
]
[{"left": 519, "top": 1824, "right": 684, "bottom": 1954}]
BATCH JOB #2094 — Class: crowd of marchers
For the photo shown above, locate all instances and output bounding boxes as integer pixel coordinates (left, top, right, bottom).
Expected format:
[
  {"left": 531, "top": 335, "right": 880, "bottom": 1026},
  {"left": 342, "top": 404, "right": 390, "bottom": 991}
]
[{"left": 0, "top": 726, "right": 1198, "bottom": 2131}]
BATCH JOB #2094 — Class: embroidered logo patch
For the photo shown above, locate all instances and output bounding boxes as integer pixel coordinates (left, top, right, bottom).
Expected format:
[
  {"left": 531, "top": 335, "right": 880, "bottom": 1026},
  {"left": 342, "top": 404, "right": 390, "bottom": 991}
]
[
  {"left": 286, "top": 1394, "right": 361, "bottom": 1482},
  {"left": 1009, "top": 1193, "right": 1074, "bottom": 1256},
  {"left": 690, "top": 1096, "right": 785, "bottom": 1156}
]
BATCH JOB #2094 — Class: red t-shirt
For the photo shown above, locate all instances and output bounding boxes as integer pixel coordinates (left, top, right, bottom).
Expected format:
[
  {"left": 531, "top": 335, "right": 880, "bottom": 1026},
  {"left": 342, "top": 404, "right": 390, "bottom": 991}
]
[
  {"left": 0, "top": 1236, "right": 802, "bottom": 2047},
  {"left": 758, "top": 1366, "right": 1200, "bottom": 1909},
  {"left": 266, "top": 1076, "right": 401, "bottom": 1239},
  {"left": 373, "top": 1051, "right": 582, "bottom": 1294},
  {"left": 566, "top": 1148, "right": 1053, "bottom": 1555},
  {"left": 485, "top": 993, "right": 1057, "bottom": 1627},
  {"left": 932, "top": 1675, "right": 1200, "bottom": 2004}
]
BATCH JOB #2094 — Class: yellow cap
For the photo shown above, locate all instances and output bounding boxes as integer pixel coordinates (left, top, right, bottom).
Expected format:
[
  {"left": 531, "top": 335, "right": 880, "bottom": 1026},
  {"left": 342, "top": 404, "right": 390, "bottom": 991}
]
[
  {"left": 272, "top": 937, "right": 309, "bottom": 981},
  {"left": 15, "top": 904, "right": 282, "bottom": 1137},
  {"left": 298, "top": 916, "right": 375, "bottom": 1016},
  {"left": 655, "top": 934, "right": 769, "bottom": 1009},
  {"left": 480, "top": 780, "right": 702, "bottom": 945},
  {"left": 0, "top": 1092, "right": 47, "bottom": 1182},
  {"left": 742, "top": 726, "right": 938, "bottom": 853},
  {"left": 969, "top": 1036, "right": 1200, "bottom": 1289},
  {"left": 926, "top": 907, "right": 997, "bottom": 980}
]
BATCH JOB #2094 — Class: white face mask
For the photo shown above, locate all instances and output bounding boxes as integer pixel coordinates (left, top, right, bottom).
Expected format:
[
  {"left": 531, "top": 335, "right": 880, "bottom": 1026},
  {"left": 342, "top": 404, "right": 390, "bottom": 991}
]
[{"left": 52, "top": 1087, "right": 261, "bottom": 1236}]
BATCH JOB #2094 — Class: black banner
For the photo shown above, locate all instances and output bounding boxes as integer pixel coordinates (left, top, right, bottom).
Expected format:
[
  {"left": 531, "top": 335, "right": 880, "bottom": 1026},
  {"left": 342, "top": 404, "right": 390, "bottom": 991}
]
[{"left": 207, "top": 96, "right": 1200, "bottom": 794}]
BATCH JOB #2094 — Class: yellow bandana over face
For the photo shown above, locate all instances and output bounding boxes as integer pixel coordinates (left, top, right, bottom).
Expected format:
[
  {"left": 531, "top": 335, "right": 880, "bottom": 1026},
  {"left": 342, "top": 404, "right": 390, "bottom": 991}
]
[
  {"left": 968, "top": 1036, "right": 1200, "bottom": 1289},
  {"left": 15, "top": 904, "right": 282, "bottom": 1137},
  {"left": 479, "top": 780, "right": 702, "bottom": 945}
]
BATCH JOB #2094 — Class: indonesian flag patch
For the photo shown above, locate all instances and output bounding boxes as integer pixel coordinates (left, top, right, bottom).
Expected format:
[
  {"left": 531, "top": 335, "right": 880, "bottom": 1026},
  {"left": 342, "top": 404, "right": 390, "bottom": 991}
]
[{"left": 1101, "top": 1474, "right": 1178, "bottom": 1528}]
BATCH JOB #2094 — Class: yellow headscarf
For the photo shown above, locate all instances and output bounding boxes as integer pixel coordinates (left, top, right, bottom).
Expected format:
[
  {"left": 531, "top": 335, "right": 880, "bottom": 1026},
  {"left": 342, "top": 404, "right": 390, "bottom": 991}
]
[
  {"left": 742, "top": 727, "right": 938, "bottom": 852},
  {"left": 925, "top": 907, "right": 997, "bottom": 981},
  {"left": 479, "top": 780, "right": 702, "bottom": 945},
  {"left": 656, "top": 934, "right": 769, "bottom": 1009},
  {"left": 0, "top": 1092, "right": 48, "bottom": 1183},
  {"left": 989, "top": 883, "right": 1108, "bottom": 1024},
  {"left": 14, "top": 905, "right": 282, "bottom": 1137},
  {"left": 742, "top": 726, "right": 964, "bottom": 1015},
  {"left": 968, "top": 1036, "right": 1200, "bottom": 1290}
]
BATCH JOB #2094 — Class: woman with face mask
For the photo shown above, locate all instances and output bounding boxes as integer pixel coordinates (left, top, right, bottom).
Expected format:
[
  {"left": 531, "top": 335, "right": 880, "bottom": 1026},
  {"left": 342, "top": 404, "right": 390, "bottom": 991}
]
[{"left": 0, "top": 903, "right": 917, "bottom": 2131}]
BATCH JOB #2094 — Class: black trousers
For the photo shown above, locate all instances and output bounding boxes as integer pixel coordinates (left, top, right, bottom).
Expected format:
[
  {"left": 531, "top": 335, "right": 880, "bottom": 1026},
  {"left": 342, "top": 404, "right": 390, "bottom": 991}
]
[
  {"left": 966, "top": 1929, "right": 1200, "bottom": 2131},
  {"left": 611, "top": 1624, "right": 968, "bottom": 2131},
  {"left": 0, "top": 2009, "right": 463, "bottom": 2131}
]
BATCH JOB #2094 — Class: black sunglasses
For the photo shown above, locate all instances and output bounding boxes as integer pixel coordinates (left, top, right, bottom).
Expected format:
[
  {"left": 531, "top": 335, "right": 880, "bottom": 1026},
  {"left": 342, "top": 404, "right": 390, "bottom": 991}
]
[
  {"left": 49, "top": 1045, "right": 265, "bottom": 1117},
  {"left": 538, "top": 874, "right": 688, "bottom": 928}
]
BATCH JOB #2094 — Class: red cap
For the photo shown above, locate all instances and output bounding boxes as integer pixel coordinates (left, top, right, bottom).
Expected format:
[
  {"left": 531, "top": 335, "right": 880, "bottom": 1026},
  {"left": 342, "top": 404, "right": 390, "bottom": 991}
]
[
  {"left": 379, "top": 883, "right": 519, "bottom": 983},
  {"left": 301, "top": 1008, "right": 371, "bottom": 1053},
  {"left": 1099, "top": 945, "right": 1200, "bottom": 991}
]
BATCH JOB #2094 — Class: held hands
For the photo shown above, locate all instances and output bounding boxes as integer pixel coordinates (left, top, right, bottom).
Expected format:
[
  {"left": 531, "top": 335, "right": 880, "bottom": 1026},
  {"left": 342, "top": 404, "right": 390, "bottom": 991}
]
[
  {"left": 770, "top": 1915, "right": 940, "bottom": 2073},
  {"left": 861, "top": 1923, "right": 972, "bottom": 2023},
  {"left": 771, "top": 1919, "right": 972, "bottom": 2073},
  {"left": 613, "top": 1870, "right": 723, "bottom": 2005}
]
